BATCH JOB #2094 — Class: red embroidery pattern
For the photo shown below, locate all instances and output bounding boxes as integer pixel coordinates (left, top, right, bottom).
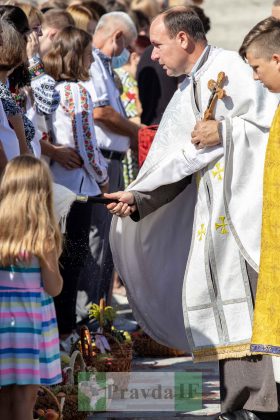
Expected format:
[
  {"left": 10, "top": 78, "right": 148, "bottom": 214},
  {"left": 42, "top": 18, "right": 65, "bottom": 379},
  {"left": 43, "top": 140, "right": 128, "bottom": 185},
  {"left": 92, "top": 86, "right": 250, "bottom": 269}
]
[{"left": 64, "top": 83, "right": 103, "bottom": 177}]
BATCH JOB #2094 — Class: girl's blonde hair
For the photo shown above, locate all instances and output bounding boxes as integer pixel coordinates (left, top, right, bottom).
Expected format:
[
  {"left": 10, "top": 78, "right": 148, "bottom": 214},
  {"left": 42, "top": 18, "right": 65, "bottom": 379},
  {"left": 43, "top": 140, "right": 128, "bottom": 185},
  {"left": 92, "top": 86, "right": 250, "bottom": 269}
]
[
  {"left": 66, "top": 4, "right": 96, "bottom": 33},
  {"left": 43, "top": 26, "right": 92, "bottom": 81},
  {"left": 0, "top": 155, "right": 62, "bottom": 266}
]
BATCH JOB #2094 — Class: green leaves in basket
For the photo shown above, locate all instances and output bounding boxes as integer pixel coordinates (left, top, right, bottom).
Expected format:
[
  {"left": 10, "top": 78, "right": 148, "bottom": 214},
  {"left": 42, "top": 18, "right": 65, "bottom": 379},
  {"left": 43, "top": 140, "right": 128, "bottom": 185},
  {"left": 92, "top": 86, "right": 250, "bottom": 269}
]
[{"left": 88, "top": 303, "right": 116, "bottom": 327}]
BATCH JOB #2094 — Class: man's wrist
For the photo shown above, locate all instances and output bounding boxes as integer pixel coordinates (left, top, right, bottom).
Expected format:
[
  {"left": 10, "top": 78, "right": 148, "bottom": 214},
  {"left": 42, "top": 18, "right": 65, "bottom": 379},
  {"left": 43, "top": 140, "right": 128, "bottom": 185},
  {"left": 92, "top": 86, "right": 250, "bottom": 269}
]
[{"left": 130, "top": 191, "right": 137, "bottom": 206}]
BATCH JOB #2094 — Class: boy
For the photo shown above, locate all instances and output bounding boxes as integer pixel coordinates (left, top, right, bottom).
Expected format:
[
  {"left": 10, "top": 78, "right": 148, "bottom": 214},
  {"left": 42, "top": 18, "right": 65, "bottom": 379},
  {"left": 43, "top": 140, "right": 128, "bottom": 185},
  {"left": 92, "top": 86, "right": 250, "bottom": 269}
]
[{"left": 239, "top": 16, "right": 280, "bottom": 419}]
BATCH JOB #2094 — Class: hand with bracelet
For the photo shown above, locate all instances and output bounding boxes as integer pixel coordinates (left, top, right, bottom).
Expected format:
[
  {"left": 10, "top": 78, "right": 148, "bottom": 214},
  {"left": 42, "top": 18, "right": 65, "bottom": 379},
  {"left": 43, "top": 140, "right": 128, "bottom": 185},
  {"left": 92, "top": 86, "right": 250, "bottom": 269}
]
[
  {"left": 104, "top": 191, "right": 137, "bottom": 217},
  {"left": 26, "top": 31, "right": 40, "bottom": 61}
]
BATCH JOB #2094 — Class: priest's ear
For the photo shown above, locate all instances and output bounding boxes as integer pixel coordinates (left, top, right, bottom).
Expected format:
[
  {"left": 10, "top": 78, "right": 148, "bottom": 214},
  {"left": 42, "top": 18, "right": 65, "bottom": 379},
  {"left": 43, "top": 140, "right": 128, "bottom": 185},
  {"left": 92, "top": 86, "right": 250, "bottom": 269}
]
[{"left": 176, "top": 30, "right": 190, "bottom": 50}]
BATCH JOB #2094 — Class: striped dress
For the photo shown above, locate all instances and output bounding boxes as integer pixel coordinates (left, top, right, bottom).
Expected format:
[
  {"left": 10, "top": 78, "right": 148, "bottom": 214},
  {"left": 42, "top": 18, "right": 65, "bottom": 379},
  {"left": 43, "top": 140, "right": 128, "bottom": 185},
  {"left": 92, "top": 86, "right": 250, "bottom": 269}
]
[{"left": 0, "top": 256, "right": 62, "bottom": 386}]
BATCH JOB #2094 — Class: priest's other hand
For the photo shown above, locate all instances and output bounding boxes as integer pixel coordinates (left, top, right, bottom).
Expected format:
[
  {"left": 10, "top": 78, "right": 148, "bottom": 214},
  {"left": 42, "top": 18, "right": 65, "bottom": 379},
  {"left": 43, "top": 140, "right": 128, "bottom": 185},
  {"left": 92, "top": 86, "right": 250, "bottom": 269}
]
[
  {"left": 191, "top": 120, "right": 222, "bottom": 149},
  {"left": 104, "top": 191, "right": 137, "bottom": 217}
]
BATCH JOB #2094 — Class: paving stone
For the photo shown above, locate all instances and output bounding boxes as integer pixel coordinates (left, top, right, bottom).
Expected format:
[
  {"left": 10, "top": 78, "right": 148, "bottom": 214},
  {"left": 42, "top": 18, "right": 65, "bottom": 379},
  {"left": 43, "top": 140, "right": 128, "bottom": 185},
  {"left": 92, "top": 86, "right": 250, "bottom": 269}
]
[{"left": 86, "top": 294, "right": 220, "bottom": 419}]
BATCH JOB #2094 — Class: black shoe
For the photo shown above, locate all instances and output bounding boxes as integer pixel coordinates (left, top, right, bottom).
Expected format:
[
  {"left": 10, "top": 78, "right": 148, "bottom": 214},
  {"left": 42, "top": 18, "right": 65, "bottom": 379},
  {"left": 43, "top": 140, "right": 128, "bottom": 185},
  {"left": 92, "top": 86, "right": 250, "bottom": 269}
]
[{"left": 216, "top": 409, "right": 261, "bottom": 420}]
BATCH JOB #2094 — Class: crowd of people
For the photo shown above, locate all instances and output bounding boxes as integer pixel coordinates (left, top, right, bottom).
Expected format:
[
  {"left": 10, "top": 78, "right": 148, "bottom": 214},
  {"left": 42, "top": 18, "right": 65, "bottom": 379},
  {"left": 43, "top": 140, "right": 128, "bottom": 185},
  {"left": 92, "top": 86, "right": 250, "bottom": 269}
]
[{"left": 0, "top": 0, "right": 279, "bottom": 419}]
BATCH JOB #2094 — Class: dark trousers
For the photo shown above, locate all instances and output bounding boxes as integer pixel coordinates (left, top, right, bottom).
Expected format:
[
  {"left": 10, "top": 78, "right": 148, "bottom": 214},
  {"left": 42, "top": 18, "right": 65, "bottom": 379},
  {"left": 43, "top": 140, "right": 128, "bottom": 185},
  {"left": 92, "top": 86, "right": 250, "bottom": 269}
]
[
  {"left": 76, "top": 202, "right": 114, "bottom": 320},
  {"left": 54, "top": 201, "right": 92, "bottom": 334},
  {"left": 219, "top": 263, "right": 279, "bottom": 413}
]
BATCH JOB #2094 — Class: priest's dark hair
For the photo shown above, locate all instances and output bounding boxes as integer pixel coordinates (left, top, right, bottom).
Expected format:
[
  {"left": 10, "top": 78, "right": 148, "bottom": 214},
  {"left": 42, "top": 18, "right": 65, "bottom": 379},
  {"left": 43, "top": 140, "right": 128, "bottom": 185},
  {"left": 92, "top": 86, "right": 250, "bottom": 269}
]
[
  {"left": 161, "top": 6, "right": 207, "bottom": 42},
  {"left": 239, "top": 16, "right": 280, "bottom": 61}
]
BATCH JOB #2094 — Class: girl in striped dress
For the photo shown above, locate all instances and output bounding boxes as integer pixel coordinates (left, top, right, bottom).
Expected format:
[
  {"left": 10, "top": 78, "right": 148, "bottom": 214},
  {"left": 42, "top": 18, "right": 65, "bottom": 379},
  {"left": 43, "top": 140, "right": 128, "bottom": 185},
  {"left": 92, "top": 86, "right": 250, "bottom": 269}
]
[{"left": 0, "top": 155, "right": 63, "bottom": 420}]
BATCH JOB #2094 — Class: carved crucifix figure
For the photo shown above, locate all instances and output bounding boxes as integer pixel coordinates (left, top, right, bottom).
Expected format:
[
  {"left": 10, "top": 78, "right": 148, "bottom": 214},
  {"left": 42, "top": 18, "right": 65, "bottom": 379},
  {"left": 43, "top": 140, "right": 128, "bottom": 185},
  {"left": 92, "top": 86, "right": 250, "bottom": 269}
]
[{"left": 203, "top": 71, "right": 226, "bottom": 121}]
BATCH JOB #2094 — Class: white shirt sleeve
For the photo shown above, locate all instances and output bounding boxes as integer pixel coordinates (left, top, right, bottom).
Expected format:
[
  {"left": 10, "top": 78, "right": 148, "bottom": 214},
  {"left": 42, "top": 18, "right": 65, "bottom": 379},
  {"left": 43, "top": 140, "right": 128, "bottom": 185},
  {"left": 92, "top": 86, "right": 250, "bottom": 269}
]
[{"left": 85, "top": 60, "right": 110, "bottom": 108}]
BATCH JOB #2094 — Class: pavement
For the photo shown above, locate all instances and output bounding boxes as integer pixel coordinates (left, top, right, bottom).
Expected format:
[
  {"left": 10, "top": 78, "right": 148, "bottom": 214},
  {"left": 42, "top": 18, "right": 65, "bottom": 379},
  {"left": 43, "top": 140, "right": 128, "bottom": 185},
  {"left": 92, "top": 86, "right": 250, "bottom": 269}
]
[{"left": 87, "top": 294, "right": 220, "bottom": 420}]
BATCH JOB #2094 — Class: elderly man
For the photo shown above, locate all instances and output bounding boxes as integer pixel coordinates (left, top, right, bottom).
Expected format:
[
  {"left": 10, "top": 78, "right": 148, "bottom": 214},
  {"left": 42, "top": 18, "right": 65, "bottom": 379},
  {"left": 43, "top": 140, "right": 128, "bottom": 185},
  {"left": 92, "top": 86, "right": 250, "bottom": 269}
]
[
  {"left": 84, "top": 11, "right": 139, "bottom": 192},
  {"left": 76, "top": 12, "right": 140, "bottom": 317},
  {"left": 105, "top": 7, "right": 279, "bottom": 420}
]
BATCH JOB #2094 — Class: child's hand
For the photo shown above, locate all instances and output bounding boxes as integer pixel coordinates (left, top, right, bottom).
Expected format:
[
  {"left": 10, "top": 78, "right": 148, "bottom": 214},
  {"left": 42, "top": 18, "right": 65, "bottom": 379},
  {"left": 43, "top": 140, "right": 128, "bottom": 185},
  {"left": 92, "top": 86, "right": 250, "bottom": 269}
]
[
  {"left": 26, "top": 31, "right": 40, "bottom": 60},
  {"left": 41, "top": 248, "right": 63, "bottom": 297},
  {"left": 53, "top": 146, "right": 83, "bottom": 169}
]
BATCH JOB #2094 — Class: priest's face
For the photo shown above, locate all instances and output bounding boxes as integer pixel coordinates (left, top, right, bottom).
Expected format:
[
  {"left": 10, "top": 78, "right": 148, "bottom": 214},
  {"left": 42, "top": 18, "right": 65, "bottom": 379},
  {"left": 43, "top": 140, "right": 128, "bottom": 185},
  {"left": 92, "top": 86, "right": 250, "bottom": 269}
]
[
  {"left": 246, "top": 48, "right": 280, "bottom": 93},
  {"left": 150, "top": 16, "right": 190, "bottom": 77}
]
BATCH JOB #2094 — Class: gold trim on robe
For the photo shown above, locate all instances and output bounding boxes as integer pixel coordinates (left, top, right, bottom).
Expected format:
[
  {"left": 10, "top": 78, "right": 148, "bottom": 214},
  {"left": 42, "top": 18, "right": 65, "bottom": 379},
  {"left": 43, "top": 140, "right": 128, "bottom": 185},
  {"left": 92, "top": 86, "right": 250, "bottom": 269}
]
[{"left": 193, "top": 343, "right": 251, "bottom": 362}]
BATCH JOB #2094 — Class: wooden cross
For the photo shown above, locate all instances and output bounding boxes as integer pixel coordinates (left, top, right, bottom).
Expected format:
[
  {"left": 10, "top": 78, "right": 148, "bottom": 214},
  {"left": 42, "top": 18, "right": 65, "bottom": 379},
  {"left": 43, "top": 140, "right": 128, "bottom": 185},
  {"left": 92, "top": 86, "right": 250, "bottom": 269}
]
[{"left": 203, "top": 72, "right": 226, "bottom": 121}]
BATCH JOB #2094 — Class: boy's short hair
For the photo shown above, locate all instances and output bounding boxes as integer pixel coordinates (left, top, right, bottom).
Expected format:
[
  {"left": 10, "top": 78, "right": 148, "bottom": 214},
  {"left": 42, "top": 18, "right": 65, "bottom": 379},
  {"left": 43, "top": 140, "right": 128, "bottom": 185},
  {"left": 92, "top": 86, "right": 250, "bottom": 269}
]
[{"left": 239, "top": 17, "right": 280, "bottom": 60}]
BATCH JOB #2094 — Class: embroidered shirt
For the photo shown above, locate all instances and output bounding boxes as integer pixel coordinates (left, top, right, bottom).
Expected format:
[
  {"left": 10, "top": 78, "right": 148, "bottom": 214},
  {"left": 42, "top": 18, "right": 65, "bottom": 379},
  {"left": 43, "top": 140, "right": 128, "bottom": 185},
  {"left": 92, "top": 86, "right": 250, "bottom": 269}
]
[
  {"left": 28, "top": 56, "right": 60, "bottom": 115},
  {"left": 50, "top": 81, "right": 108, "bottom": 195}
]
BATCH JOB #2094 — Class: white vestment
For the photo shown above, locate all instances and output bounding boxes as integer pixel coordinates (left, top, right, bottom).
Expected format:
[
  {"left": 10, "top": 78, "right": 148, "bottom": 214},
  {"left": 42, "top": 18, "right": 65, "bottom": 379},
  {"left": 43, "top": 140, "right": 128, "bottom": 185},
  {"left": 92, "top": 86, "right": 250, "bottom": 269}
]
[{"left": 110, "top": 47, "right": 278, "bottom": 360}]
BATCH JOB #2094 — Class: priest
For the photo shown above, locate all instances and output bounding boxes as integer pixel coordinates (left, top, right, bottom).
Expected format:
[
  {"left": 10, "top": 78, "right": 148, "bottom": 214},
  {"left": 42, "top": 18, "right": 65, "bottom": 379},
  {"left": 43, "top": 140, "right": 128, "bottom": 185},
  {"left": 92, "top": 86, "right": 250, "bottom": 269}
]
[{"left": 105, "top": 7, "right": 279, "bottom": 419}]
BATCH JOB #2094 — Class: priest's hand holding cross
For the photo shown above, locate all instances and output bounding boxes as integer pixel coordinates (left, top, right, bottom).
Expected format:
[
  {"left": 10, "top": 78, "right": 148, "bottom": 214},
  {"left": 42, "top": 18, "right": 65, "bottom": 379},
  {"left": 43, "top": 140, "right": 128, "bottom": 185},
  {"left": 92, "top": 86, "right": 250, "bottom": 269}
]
[
  {"left": 191, "top": 71, "right": 226, "bottom": 149},
  {"left": 191, "top": 120, "right": 222, "bottom": 149}
]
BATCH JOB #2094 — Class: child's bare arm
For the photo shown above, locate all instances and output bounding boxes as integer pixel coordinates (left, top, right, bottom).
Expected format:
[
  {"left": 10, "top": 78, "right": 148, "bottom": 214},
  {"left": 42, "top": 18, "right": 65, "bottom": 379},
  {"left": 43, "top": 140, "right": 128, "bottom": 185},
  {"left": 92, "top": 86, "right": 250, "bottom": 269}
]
[{"left": 40, "top": 248, "right": 63, "bottom": 297}]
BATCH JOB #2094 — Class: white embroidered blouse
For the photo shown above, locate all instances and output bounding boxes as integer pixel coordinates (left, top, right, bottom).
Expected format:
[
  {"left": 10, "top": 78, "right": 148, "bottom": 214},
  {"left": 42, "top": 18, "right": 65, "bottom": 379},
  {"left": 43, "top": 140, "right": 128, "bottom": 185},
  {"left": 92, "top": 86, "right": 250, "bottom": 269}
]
[{"left": 50, "top": 81, "right": 108, "bottom": 195}]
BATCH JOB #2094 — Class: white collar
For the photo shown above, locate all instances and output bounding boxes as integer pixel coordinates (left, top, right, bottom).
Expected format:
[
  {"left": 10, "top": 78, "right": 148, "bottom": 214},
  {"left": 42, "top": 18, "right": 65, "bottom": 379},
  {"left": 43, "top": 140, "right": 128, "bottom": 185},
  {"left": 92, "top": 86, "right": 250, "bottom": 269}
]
[{"left": 188, "top": 45, "right": 211, "bottom": 78}]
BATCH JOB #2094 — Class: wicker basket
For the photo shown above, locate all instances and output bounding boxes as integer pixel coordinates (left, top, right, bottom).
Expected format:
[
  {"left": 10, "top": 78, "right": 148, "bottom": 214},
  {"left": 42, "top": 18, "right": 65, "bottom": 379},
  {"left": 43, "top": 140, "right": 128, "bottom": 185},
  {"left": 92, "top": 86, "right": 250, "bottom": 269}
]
[
  {"left": 34, "top": 385, "right": 63, "bottom": 419},
  {"left": 35, "top": 351, "right": 88, "bottom": 420},
  {"left": 92, "top": 332, "right": 132, "bottom": 373},
  {"left": 132, "top": 332, "right": 187, "bottom": 357},
  {"left": 61, "top": 351, "right": 88, "bottom": 420}
]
